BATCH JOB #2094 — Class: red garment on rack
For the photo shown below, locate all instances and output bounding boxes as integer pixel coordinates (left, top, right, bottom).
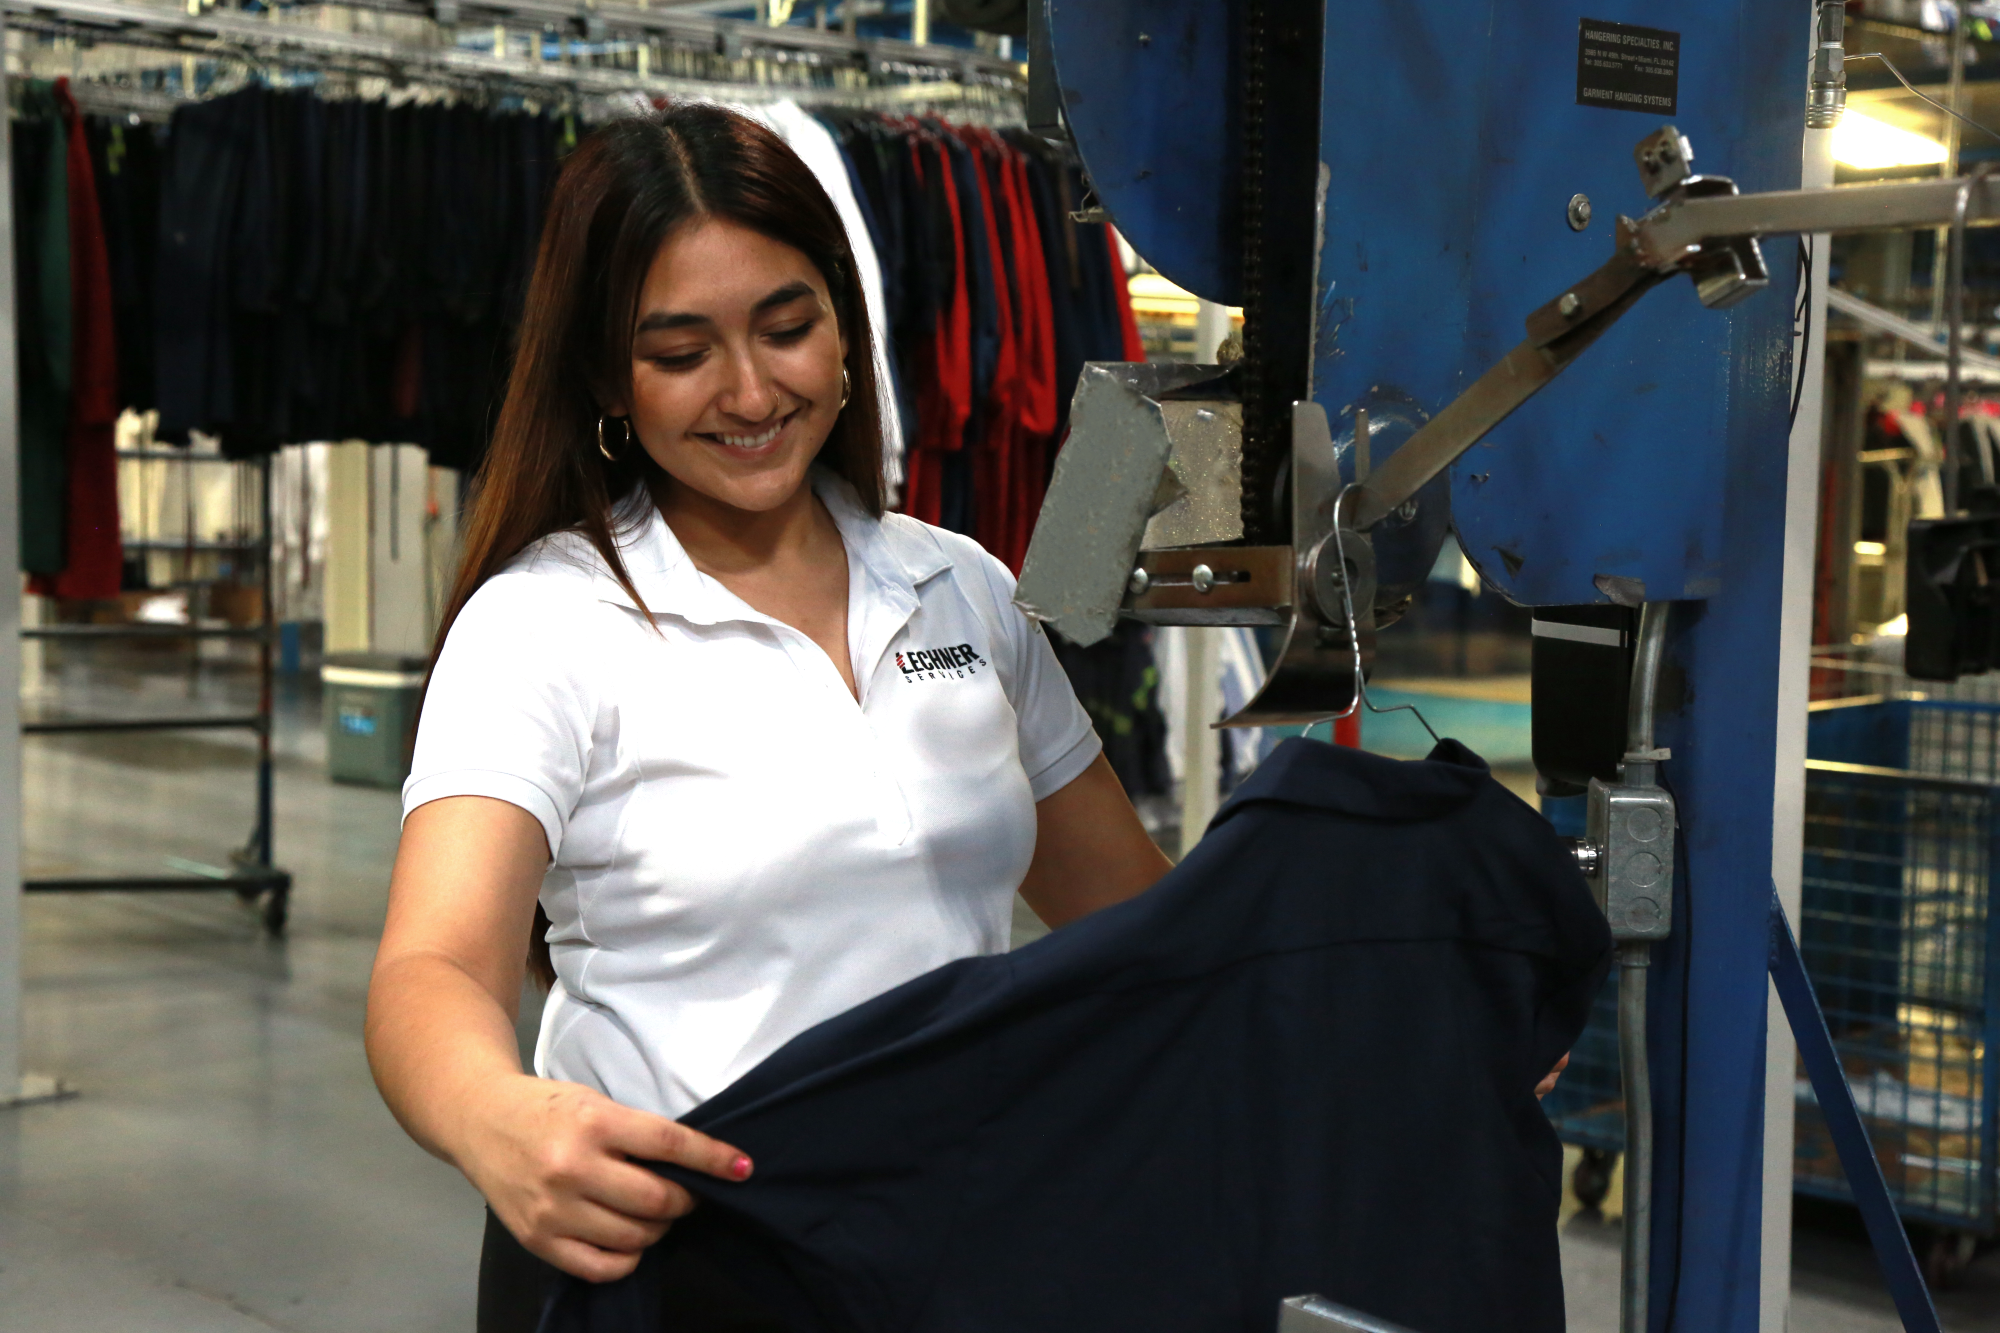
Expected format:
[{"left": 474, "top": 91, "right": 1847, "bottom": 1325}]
[
  {"left": 964, "top": 131, "right": 1018, "bottom": 568},
  {"left": 33, "top": 80, "right": 123, "bottom": 602},
  {"left": 1003, "top": 149, "right": 1058, "bottom": 569},
  {"left": 904, "top": 129, "right": 973, "bottom": 528}
]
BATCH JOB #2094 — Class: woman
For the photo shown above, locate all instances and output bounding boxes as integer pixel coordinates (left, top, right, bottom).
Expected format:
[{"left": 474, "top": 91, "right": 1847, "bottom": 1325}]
[{"left": 363, "top": 104, "right": 1173, "bottom": 1327}]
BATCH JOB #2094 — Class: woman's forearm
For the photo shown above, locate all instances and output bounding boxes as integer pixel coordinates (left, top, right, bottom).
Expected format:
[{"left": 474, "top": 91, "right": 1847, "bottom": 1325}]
[
  {"left": 366, "top": 950, "right": 532, "bottom": 1169},
  {"left": 369, "top": 796, "right": 550, "bottom": 1167}
]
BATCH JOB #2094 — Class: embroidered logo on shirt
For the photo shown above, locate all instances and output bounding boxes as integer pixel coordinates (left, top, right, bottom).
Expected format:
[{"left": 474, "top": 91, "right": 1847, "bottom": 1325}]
[{"left": 896, "top": 643, "right": 989, "bottom": 681}]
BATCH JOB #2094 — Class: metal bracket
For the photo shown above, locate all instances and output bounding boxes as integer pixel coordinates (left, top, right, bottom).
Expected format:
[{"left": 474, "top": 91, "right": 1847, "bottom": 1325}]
[
  {"left": 1634, "top": 126, "right": 1694, "bottom": 197},
  {"left": 1014, "top": 363, "right": 1237, "bottom": 645},
  {"left": 1219, "top": 402, "right": 1371, "bottom": 726}
]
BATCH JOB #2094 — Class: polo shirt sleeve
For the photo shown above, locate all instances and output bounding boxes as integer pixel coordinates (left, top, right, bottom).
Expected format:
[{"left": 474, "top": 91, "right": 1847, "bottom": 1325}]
[
  {"left": 401, "top": 574, "right": 597, "bottom": 859},
  {"left": 967, "top": 549, "right": 1101, "bottom": 802}
]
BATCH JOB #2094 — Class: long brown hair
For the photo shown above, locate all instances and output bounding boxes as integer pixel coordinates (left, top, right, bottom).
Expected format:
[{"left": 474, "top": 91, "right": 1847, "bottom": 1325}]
[{"left": 436, "top": 104, "right": 886, "bottom": 986}]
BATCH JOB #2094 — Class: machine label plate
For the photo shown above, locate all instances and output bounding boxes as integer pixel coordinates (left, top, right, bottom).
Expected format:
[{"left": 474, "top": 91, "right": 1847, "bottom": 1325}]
[{"left": 1575, "top": 19, "right": 1679, "bottom": 115}]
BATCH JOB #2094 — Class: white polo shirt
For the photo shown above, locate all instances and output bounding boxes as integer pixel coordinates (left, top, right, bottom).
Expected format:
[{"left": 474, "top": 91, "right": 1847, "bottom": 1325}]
[{"left": 403, "top": 471, "right": 1101, "bottom": 1120}]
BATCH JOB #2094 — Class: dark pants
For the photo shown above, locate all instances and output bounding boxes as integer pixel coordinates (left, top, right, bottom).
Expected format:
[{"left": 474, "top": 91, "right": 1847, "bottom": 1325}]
[{"left": 476, "top": 1210, "right": 791, "bottom": 1333}]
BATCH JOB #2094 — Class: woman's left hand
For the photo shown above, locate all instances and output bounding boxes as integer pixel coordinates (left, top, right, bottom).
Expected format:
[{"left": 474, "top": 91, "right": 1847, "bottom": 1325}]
[{"left": 1536, "top": 1052, "right": 1571, "bottom": 1100}]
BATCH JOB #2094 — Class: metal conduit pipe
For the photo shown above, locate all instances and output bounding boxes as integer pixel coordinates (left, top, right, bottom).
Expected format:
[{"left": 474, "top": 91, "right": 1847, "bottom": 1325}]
[
  {"left": 1624, "top": 601, "right": 1670, "bottom": 783},
  {"left": 1617, "top": 601, "right": 1670, "bottom": 1333},
  {"left": 1617, "top": 941, "right": 1654, "bottom": 1333}
]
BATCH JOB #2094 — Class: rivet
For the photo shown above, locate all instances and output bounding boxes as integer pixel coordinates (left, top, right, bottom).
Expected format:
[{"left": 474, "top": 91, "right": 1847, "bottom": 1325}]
[
  {"left": 1128, "top": 567, "right": 1150, "bottom": 595},
  {"left": 1567, "top": 193, "right": 1592, "bottom": 231},
  {"left": 1559, "top": 292, "right": 1582, "bottom": 318},
  {"left": 1191, "top": 564, "right": 1216, "bottom": 594}
]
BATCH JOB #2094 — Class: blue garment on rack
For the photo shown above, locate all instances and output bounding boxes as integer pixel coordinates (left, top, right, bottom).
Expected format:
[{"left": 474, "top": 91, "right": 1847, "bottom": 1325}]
[{"left": 537, "top": 737, "right": 1611, "bottom": 1333}]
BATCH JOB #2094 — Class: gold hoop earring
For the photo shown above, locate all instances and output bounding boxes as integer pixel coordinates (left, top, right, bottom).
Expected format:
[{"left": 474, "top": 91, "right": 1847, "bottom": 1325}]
[
  {"left": 596, "top": 416, "right": 632, "bottom": 462},
  {"left": 839, "top": 367, "right": 852, "bottom": 411}
]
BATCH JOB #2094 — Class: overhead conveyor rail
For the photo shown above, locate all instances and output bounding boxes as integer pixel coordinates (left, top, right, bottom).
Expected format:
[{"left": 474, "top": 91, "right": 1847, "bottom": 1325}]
[{"left": 0, "top": 0, "right": 1025, "bottom": 99}]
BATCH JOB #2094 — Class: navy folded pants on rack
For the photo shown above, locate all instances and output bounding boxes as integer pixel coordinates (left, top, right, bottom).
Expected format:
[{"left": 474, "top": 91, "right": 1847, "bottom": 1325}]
[{"left": 528, "top": 737, "right": 1612, "bottom": 1333}]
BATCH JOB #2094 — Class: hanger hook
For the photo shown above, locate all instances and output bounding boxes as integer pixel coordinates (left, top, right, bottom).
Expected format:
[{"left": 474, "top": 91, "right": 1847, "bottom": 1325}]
[{"left": 1319, "top": 483, "right": 1441, "bottom": 749}]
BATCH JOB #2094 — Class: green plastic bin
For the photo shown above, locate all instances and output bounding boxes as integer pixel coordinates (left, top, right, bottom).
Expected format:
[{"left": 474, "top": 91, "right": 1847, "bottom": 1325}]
[{"left": 322, "top": 653, "right": 428, "bottom": 787}]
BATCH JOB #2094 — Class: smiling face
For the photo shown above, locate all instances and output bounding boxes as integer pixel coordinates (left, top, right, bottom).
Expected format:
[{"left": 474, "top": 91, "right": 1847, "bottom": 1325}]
[{"left": 615, "top": 216, "right": 848, "bottom": 515}]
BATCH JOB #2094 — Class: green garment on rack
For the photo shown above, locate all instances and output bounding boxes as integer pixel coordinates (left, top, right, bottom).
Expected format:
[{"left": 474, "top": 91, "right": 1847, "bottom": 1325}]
[{"left": 15, "top": 80, "right": 72, "bottom": 576}]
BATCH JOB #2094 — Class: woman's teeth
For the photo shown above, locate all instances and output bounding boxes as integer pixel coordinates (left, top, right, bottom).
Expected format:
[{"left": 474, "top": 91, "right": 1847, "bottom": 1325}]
[{"left": 712, "top": 416, "right": 789, "bottom": 450}]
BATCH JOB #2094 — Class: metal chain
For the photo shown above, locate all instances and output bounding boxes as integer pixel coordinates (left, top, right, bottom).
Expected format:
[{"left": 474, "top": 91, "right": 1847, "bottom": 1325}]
[{"left": 1237, "top": 0, "right": 1275, "bottom": 545}]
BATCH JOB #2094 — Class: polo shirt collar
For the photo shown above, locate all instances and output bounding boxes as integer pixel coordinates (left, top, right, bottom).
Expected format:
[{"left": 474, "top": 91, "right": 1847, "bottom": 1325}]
[{"left": 591, "top": 470, "right": 949, "bottom": 628}]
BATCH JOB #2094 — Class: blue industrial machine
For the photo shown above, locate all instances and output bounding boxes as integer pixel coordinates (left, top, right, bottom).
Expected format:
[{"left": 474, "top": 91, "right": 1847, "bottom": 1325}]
[{"left": 1012, "top": 2, "right": 1991, "bottom": 1331}]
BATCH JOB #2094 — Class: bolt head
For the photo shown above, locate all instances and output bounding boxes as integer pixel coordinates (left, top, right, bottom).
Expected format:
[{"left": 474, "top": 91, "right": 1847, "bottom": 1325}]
[
  {"left": 1559, "top": 291, "right": 1582, "bottom": 317},
  {"left": 1191, "top": 563, "right": 1216, "bottom": 594},
  {"left": 1567, "top": 193, "right": 1592, "bottom": 231}
]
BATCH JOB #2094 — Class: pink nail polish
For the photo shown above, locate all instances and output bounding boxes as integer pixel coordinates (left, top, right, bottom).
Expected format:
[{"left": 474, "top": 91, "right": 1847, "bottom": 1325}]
[{"left": 730, "top": 1154, "right": 753, "bottom": 1180}]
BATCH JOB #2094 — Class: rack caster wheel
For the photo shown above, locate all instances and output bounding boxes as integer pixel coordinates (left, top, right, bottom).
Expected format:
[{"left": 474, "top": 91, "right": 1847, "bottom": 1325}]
[
  {"left": 261, "top": 888, "right": 289, "bottom": 937},
  {"left": 1573, "top": 1147, "right": 1617, "bottom": 1212},
  {"left": 1925, "top": 1229, "right": 1976, "bottom": 1290}
]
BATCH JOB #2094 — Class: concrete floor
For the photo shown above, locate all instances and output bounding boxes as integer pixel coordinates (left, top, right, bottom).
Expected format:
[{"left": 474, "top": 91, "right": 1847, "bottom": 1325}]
[{"left": 2, "top": 657, "right": 1996, "bottom": 1330}]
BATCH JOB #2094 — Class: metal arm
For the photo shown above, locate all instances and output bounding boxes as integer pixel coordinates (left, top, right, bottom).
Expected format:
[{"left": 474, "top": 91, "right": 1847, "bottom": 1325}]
[
  {"left": 1348, "top": 237, "right": 1664, "bottom": 530},
  {"left": 1348, "top": 127, "right": 2000, "bottom": 534}
]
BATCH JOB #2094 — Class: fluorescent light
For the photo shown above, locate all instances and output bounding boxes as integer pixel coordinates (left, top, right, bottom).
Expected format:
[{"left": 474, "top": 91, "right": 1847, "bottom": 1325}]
[
  {"left": 1832, "top": 111, "right": 1949, "bottom": 170},
  {"left": 1128, "top": 273, "right": 1195, "bottom": 301},
  {"left": 1855, "top": 540, "right": 1889, "bottom": 556}
]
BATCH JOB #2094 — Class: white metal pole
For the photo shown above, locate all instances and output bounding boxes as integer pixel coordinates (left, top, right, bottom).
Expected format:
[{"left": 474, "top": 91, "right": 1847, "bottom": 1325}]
[
  {"left": 1178, "top": 627, "right": 1221, "bottom": 856},
  {"left": 1761, "top": 114, "right": 1834, "bottom": 1333},
  {"left": 0, "top": 22, "right": 34, "bottom": 1105},
  {"left": 0, "top": 22, "right": 22, "bottom": 1104},
  {"left": 1195, "top": 299, "right": 1231, "bottom": 365}
]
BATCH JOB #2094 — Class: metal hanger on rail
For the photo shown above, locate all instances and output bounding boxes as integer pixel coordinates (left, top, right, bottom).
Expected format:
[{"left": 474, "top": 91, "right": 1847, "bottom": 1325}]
[{"left": 1313, "top": 481, "right": 1442, "bottom": 749}]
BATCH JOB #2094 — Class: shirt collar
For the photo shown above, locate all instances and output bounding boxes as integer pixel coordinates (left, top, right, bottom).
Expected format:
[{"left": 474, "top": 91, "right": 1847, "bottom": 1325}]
[
  {"left": 1211, "top": 737, "right": 1491, "bottom": 827},
  {"left": 588, "top": 469, "right": 950, "bottom": 626}
]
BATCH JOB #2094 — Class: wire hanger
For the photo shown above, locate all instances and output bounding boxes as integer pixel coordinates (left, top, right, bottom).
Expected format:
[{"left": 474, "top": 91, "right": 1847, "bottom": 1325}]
[{"left": 1313, "top": 482, "right": 1442, "bottom": 748}]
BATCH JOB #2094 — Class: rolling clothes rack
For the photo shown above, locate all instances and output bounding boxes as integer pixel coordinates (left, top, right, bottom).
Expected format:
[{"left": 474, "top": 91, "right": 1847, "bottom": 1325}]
[{"left": 19, "top": 451, "right": 289, "bottom": 934}]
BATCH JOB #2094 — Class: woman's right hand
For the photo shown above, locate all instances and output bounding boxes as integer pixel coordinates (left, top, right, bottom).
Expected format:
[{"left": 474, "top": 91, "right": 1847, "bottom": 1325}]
[
  {"left": 367, "top": 799, "right": 752, "bottom": 1283},
  {"left": 458, "top": 1074, "right": 753, "bottom": 1283}
]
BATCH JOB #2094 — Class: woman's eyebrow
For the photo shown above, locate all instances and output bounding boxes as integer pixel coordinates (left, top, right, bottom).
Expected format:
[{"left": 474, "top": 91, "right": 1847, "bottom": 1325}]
[{"left": 634, "top": 281, "right": 817, "bottom": 334}]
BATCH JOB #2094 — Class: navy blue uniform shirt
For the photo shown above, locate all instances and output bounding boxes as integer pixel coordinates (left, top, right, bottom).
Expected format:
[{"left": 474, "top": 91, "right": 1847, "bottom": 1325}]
[{"left": 538, "top": 737, "right": 1611, "bottom": 1333}]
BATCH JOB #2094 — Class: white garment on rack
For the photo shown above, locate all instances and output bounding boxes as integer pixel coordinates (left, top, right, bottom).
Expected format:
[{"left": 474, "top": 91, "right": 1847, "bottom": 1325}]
[
  {"left": 1888, "top": 410, "right": 1948, "bottom": 519},
  {"left": 1154, "top": 625, "right": 1267, "bottom": 790},
  {"left": 740, "top": 101, "right": 905, "bottom": 499}
]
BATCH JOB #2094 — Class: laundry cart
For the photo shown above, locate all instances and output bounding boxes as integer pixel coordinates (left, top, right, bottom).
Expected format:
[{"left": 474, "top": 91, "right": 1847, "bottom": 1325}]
[{"left": 1544, "top": 694, "right": 2000, "bottom": 1285}]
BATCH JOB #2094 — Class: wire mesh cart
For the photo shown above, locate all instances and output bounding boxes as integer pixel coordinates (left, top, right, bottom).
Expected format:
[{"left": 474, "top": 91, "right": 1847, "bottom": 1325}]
[{"left": 1545, "top": 693, "right": 1999, "bottom": 1284}]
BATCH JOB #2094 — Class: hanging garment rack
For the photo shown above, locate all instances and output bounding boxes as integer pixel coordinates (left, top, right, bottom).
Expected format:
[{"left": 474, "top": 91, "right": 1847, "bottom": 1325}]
[{"left": 2, "top": 1, "right": 1019, "bottom": 938}]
